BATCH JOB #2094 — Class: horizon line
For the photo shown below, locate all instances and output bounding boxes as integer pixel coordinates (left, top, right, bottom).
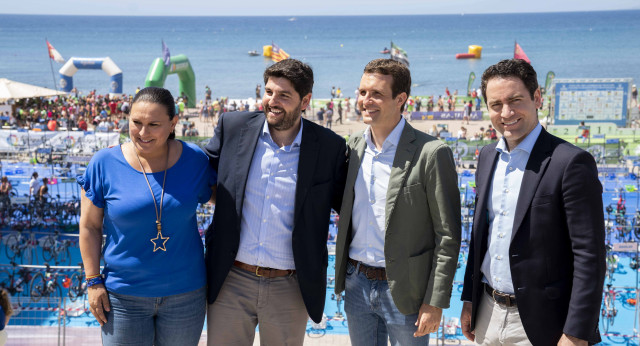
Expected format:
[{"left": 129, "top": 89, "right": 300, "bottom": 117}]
[{"left": 1, "top": 8, "right": 639, "bottom": 17}]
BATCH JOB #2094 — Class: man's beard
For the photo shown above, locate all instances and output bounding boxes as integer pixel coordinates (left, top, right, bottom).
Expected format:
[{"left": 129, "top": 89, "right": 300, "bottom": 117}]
[{"left": 265, "top": 103, "right": 302, "bottom": 131}]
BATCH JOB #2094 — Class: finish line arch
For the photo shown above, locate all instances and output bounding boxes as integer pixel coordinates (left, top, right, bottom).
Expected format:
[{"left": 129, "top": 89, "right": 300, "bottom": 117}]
[
  {"left": 144, "top": 54, "right": 196, "bottom": 108},
  {"left": 59, "top": 57, "right": 123, "bottom": 95}
]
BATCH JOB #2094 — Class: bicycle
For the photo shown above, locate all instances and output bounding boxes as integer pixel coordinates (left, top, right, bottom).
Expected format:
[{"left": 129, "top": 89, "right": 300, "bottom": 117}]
[
  {"left": 41, "top": 230, "right": 72, "bottom": 265},
  {"left": 601, "top": 283, "right": 618, "bottom": 334},
  {"left": 0, "top": 261, "right": 33, "bottom": 310},
  {"left": 4, "top": 229, "right": 38, "bottom": 264},
  {"left": 30, "top": 263, "right": 64, "bottom": 308},
  {"left": 68, "top": 262, "right": 87, "bottom": 303}
]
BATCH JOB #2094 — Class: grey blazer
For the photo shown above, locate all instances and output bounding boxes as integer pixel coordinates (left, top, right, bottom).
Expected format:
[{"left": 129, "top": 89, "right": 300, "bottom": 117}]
[{"left": 335, "top": 122, "right": 461, "bottom": 314}]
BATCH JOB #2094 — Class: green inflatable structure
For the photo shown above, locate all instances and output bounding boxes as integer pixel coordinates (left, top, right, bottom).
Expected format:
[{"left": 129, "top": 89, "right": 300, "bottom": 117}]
[{"left": 144, "top": 54, "right": 196, "bottom": 108}]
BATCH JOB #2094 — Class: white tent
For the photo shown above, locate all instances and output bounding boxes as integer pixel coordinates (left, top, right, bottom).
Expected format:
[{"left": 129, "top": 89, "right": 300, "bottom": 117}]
[{"left": 0, "top": 78, "right": 66, "bottom": 101}]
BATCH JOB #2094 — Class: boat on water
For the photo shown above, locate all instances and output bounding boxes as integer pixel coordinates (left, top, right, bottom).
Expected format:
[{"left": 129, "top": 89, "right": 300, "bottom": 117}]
[{"left": 248, "top": 50, "right": 259, "bottom": 56}]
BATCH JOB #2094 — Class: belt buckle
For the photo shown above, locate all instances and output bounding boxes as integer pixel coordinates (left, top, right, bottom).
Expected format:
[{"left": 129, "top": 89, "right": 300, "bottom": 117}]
[
  {"left": 364, "top": 267, "right": 375, "bottom": 280},
  {"left": 492, "top": 289, "right": 511, "bottom": 306},
  {"left": 255, "top": 266, "right": 263, "bottom": 277}
]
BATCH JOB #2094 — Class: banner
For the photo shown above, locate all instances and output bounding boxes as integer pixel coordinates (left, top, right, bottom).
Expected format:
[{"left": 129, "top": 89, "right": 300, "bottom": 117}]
[
  {"left": 411, "top": 111, "right": 483, "bottom": 121},
  {"left": 467, "top": 72, "right": 476, "bottom": 95},
  {"left": 544, "top": 71, "right": 555, "bottom": 93},
  {"left": 0, "top": 130, "right": 119, "bottom": 153}
]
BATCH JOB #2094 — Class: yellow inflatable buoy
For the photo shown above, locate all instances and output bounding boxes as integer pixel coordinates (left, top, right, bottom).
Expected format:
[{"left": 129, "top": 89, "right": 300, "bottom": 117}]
[{"left": 263, "top": 45, "right": 272, "bottom": 57}]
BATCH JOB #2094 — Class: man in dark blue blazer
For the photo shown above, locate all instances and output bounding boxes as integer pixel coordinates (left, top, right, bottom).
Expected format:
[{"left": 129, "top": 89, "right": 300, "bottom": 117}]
[
  {"left": 460, "top": 59, "right": 605, "bottom": 345},
  {"left": 203, "top": 59, "right": 347, "bottom": 345}
]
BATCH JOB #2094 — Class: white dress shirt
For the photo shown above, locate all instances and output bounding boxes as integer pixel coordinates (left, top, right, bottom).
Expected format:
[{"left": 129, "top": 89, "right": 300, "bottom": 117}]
[
  {"left": 350, "top": 118, "right": 406, "bottom": 267},
  {"left": 235, "top": 120, "right": 303, "bottom": 270},
  {"left": 481, "top": 123, "right": 542, "bottom": 294}
]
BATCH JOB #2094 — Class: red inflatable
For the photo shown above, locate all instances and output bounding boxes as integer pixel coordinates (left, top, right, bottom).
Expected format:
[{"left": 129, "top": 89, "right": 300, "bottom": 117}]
[{"left": 455, "top": 53, "right": 477, "bottom": 59}]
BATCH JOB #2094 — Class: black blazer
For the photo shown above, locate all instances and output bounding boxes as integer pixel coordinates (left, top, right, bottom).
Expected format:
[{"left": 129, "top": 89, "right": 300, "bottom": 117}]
[
  {"left": 204, "top": 111, "right": 347, "bottom": 323},
  {"left": 461, "top": 128, "right": 605, "bottom": 345}
]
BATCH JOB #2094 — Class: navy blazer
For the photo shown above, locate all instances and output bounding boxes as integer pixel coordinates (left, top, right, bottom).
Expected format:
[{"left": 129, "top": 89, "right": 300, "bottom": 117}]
[
  {"left": 461, "top": 128, "right": 605, "bottom": 345},
  {"left": 204, "top": 111, "right": 347, "bottom": 323}
]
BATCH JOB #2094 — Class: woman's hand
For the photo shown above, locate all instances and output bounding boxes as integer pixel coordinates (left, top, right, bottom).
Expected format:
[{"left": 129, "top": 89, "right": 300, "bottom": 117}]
[{"left": 87, "top": 284, "right": 110, "bottom": 326}]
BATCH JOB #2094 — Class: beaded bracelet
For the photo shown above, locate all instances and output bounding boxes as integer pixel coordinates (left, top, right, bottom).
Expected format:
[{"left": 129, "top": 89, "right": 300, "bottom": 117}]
[{"left": 86, "top": 276, "right": 104, "bottom": 287}]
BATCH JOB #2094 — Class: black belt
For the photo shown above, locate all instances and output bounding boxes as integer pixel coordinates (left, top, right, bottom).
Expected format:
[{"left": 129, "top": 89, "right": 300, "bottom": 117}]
[
  {"left": 348, "top": 258, "right": 387, "bottom": 280},
  {"left": 484, "top": 283, "right": 517, "bottom": 307}
]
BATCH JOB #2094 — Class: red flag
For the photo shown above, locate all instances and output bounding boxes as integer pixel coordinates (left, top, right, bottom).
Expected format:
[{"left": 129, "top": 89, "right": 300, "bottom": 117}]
[
  {"left": 514, "top": 41, "right": 530, "bottom": 63},
  {"left": 46, "top": 40, "right": 65, "bottom": 63}
]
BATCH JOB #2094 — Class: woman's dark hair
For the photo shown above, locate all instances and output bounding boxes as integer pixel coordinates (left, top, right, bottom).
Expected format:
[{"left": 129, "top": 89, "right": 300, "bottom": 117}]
[
  {"left": 132, "top": 87, "right": 177, "bottom": 140},
  {"left": 0, "top": 289, "right": 13, "bottom": 318},
  {"left": 31, "top": 172, "right": 38, "bottom": 178},
  {"left": 1, "top": 177, "right": 7, "bottom": 183}
]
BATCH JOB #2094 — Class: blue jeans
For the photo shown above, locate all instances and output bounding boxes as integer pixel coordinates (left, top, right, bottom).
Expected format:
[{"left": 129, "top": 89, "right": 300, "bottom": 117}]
[
  {"left": 101, "top": 285, "right": 206, "bottom": 346},
  {"left": 344, "top": 261, "right": 429, "bottom": 346}
]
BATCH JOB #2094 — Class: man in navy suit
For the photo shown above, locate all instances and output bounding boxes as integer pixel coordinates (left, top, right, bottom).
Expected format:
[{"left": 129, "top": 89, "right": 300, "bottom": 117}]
[
  {"left": 460, "top": 59, "right": 605, "bottom": 345},
  {"left": 203, "top": 59, "right": 347, "bottom": 345}
]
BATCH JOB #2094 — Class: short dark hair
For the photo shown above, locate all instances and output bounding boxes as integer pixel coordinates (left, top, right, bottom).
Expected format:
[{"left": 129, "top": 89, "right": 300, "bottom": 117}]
[
  {"left": 363, "top": 59, "right": 411, "bottom": 111},
  {"left": 481, "top": 59, "right": 538, "bottom": 103},
  {"left": 263, "top": 59, "right": 314, "bottom": 98},
  {"left": 132, "top": 87, "right": 176, "bottom": 139}
]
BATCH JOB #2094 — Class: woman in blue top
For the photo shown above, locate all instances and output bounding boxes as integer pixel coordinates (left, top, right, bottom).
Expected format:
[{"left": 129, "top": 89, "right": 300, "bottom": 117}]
[
  {"left": 0, "top": 289, "right": 13, "bottom": 345},
  {"left": 78, "top": 87, "right": 216, "bottom": 345}
]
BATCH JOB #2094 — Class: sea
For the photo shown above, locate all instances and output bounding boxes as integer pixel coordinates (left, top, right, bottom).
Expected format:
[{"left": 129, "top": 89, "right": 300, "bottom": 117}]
[{"left": 1, "top": 11, "right": 639, "bottom": 100}]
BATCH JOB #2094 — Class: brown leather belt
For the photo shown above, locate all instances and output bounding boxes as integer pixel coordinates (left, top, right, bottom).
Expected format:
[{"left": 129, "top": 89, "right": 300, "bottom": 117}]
[
  {"left": 348, "top": 258, "right": 387, "bottom": 280},
  {"left": 484, "top": 283, "right": 517, "bottom": 307},
  {"left": 233, "top": 261, "right": 295, "bottom": 278}
]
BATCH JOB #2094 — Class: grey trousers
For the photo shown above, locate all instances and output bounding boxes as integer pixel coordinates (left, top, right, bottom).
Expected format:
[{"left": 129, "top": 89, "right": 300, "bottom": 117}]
[
  {"left": 474, "top": 290, "right": 532, "bottom": 346},
  {"left": 206, "top": 266, "right": 308, "bottom": 346}
]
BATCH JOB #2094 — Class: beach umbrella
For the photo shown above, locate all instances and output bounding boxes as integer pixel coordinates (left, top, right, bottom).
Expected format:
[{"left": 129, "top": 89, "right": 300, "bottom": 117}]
[{"left": 0, "top": 78, "right": 66, "bottom": 101}]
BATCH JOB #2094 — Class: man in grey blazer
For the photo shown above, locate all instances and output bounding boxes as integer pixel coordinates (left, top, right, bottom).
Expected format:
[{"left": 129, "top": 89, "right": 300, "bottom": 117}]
[{"left": 334, "top": 58, "right": 461, "bottom": 345}]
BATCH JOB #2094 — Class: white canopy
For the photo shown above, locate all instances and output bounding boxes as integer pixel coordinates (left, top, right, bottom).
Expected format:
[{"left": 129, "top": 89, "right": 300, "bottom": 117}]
[{"left": 0, "top": 78, "right": 66, "bottom": 101}]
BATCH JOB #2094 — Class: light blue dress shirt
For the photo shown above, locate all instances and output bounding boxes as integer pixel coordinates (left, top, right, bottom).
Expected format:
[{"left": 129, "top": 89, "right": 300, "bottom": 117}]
[
  {"left": 235, "top": 120, "right": 303, "bottom": 270},
  {"left": 481, "top": 123, "right": 542, "bottom": 294},
  {"left": 350, "top": 118, "right": 406, "bottom": 267}
]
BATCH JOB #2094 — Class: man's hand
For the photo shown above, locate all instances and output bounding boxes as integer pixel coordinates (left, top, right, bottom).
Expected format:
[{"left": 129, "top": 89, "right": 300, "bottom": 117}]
[
  {"left": 558, "top": 333, "right": 587, "bottom": 346},
  {"left": 414, "top": 303, "right": 442, "bottom": 337},
  {"left": 460, "top": 301, "right": 475, "bottom": 342}
]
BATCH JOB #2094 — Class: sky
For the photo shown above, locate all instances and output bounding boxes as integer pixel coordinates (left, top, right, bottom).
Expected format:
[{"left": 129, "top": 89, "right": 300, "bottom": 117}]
[{"left": 1, "top": 0, "right": 639, "bottom": 16}]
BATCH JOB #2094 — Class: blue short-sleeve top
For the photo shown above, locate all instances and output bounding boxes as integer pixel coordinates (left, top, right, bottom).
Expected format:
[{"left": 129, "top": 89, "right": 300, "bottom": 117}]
[{"left": 78, "top": 140, "right": 216, "bottom": 297}]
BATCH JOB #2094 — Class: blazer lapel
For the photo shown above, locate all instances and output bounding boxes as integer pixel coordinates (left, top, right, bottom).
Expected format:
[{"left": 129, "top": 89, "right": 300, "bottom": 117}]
[
  {"left": 511, "top": 129, "right": 553, "bottom": 239},
  {"left": 345, "top": 135, "right": 367, "bottom": 200},
  {"left": 473, "top": 144, "right": 499, "bottom": 255},
  {"left": 293, "top": 119, "right": 319, "bottom": 225},
  {"left": 384, "top": 123, "right": 417, "bottom": 231},
  {"left": 235, "top": 114, "right": 264, "bottom": 215}
]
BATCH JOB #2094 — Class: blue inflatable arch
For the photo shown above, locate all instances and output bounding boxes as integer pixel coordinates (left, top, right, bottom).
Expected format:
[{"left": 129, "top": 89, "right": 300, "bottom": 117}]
[{"left": 59, "top": 57, "right": 123, "bottom": 95}]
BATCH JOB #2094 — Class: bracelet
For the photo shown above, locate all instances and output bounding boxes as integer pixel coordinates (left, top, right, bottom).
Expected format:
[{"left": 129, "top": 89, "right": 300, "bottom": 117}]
[
  {"left": 86, "top": 276, "right": 104, "bottom": 287},
  {"left": 85, "top": 274, "right": 101, "bottom": 280}
]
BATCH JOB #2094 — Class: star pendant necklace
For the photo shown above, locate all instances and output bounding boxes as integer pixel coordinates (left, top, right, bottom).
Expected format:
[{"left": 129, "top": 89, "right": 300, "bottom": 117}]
[{"left": 134, "top": 142, "right": 170, "bottom": 252}]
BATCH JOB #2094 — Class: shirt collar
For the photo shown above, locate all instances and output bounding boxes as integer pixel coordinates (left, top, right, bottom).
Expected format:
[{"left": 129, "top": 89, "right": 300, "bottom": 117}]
[
  {"left": 262, "top": 117, "right": 304, "bottom": 149},
  {"left": 363, "top": 117, "right": 406, "bottom": 152},
  {"left": 496, "top": 122, "right": 542, "bottom": 154}
]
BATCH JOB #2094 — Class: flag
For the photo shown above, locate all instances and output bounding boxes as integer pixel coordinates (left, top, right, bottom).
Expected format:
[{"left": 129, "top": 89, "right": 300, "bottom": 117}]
[
  {"left": 46, "top": 40, "right": 65, "bottom": 63},
  {"left": 271, "top": 42, "right": 290, "bottom": 63},
  {"left": 514, "top": 41, "right": 531, "bottom": 63},
  {"left": 162, "top": 40, "right": 171, "bottom": 66},
  {"left": 390, "top": 41, "right": 409, "bottom": 67}
]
